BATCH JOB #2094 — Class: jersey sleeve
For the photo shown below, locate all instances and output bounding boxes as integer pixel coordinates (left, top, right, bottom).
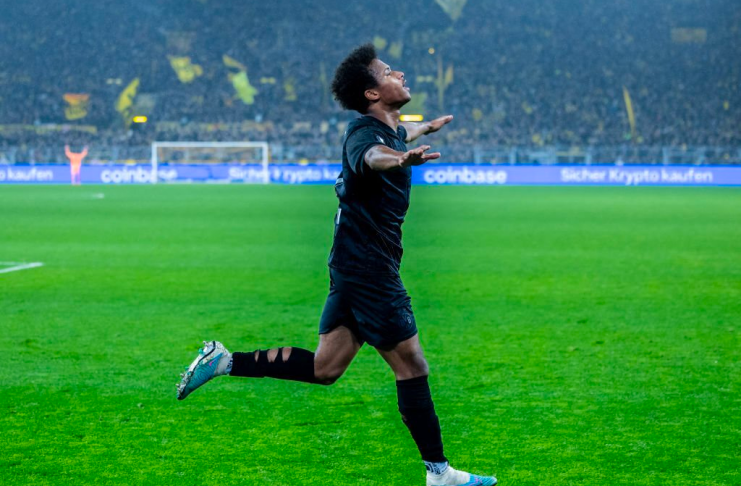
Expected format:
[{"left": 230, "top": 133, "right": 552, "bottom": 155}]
[
  {"left": 345, "top": 127, "right": 385, "bottom": 176},
  {"left": 397, "top": 124, "right": 408, "bottom": 143}
]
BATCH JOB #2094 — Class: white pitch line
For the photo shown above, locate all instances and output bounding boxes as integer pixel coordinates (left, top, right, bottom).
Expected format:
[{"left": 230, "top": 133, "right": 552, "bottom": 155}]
[{"left": 0, "top": 262, "right": 44, "bottom": 275}]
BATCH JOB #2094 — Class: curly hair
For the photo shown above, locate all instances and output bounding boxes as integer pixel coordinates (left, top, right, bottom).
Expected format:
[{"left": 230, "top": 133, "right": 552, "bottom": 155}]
[{"left": 331, "top": 44, "right": 379, "bottom": 114}]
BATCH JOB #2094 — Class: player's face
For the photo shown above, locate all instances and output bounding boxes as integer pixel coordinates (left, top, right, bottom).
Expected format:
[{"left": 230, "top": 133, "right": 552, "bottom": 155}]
[{"left": 368, "top": 58, "right": 411, "bottom": 107}]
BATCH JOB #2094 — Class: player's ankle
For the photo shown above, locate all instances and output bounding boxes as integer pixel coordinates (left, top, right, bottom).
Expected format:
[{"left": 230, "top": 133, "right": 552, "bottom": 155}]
[
  {"left": 427, "top": 465, "right": 474, "bottom": 484},
  {"left": 216, "top": 351, "right": 233, "bottom": 376},
  {"left": 425, "top": 460, "right": 450, "bottom": 476}
]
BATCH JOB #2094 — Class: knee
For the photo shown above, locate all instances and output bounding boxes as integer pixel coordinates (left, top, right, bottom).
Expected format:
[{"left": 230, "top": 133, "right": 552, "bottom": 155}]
[
  {"left": 396, "top": 352, "right": 429, "bottom": 380},
  {"left": 314, "top": 368, "right": 342, "bottom": 386},
  {"left": 314, "top": 358, "right": 343, "bottom": 385},
  {"left": 410, "top": 357, "right": 429, "bottom": 378}
]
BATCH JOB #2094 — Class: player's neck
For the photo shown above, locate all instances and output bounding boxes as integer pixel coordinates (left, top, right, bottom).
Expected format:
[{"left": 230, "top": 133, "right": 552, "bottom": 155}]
[{"left": 365, "top": 106, "right": 401, "bottom": 132}]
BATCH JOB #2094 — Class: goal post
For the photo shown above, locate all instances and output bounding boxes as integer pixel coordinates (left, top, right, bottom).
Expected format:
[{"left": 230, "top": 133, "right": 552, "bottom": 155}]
[{"left": 150, "top": 141, "right": 270, "bottom": 184}]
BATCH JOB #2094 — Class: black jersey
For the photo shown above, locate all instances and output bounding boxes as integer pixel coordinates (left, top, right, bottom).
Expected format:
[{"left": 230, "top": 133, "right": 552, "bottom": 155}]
[{"left": 328, "top": 115, "right": 410, "bottom": 275}]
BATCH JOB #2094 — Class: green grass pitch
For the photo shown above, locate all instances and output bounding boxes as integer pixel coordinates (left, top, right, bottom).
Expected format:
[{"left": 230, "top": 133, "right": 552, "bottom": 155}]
[{"left": 1, "top": 185, "right": 739, "bottom": 485}]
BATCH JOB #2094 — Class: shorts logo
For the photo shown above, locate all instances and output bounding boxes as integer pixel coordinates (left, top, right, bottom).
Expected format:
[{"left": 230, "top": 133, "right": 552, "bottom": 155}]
[
  {"left": 377, "top": 135, "right": 385, "bottom": 144},
  {"left": 400, "top": 312, "right": 415, "bottom": 329}
]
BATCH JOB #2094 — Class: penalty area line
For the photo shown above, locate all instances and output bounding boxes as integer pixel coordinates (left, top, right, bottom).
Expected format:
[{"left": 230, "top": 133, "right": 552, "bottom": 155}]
[{"left": 0, "top": 262, "right": 44, "bottom": 275}]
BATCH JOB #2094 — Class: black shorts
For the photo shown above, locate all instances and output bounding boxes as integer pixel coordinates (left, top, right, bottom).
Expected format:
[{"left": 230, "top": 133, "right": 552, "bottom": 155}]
[{"left": 319, "top": 268, "right": 418, "bottom": 350}]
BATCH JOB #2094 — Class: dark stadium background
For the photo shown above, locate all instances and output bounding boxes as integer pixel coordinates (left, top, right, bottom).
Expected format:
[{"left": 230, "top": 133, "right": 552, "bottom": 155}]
[{"left": 0, "top": 0, "right": 738, "bottom": 165}]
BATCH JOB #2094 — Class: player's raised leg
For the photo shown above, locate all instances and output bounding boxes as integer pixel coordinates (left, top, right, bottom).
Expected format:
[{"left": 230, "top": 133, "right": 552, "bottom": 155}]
[
  {"left": 378, "top": 335, "right": 497, "bottom": 486},
  {"left": 229, "top": 324, "right": 361, "bottom": 384},
  {"left": 177, "top": 325, "right": 361, "bottom": 400}
]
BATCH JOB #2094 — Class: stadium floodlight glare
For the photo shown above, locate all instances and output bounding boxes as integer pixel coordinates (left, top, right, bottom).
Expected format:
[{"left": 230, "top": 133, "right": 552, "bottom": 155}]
[
  {"left": 151, "top": 141, "right": 270, "bottom": 184},
  {"left": 132, "top": 116, "right": 148, "bottom": 123},
  {"left": 400, "top": 114, "right": 424, "bottom": 122}
]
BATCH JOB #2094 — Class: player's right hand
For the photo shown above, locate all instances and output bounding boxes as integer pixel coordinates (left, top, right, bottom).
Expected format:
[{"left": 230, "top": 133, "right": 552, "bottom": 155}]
[{"left": 399, "top": 145, "right": 440, "bottom": 168}]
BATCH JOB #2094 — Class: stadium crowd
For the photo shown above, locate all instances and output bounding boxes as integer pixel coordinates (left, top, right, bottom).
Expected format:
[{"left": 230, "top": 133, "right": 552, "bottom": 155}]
[{"left": 0, "top": 0, "right": 738, "bottom": 163}]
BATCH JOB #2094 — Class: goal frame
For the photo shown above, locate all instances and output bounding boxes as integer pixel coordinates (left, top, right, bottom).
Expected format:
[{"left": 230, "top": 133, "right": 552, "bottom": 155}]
[{"left": 150, "top": 141, "right": 270, "bottom": 184}]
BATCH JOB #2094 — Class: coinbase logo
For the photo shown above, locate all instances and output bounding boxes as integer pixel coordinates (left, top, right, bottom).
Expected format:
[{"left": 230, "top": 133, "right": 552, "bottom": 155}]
[
  {"left": 101, "top": 167, "right": 154, "bottom": 184},
  {"left": 422, "top": 166, "right": 508, "bottom": 185}
]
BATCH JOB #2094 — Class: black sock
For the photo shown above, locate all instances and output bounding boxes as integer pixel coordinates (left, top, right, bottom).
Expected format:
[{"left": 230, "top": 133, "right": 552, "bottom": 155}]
[
  {"left": 397, "top": 375, "right": 447, "bottom": 463},
  {"left": 229, "top": 347, "right": 318, "bottom": 384}
]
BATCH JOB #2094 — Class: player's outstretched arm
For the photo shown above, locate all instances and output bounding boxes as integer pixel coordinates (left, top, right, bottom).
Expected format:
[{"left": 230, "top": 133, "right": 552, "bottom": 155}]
[
  {"left": 401, "top": 115, "right": 454, "bottom": 143},
  {"left": 364, "top": 145, "right": 440, "bottom": 171}
]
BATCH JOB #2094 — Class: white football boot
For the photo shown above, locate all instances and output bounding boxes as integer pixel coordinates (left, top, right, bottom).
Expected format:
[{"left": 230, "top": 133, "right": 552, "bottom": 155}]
[
  {"left": 426, "top": 466, "right": 497, "bottom": 486},
  {"left": 177, "top": 341, "right": 231, "bottom": 400}
]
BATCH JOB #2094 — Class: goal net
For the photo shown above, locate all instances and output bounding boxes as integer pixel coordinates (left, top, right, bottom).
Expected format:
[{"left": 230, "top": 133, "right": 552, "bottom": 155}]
[{"left": 151, "top": 141, "right": 270, "bottom": 184}]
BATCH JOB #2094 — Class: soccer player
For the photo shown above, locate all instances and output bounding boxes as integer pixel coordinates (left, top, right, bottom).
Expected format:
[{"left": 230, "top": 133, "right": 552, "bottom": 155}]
[{"left": 177, "top": 44, "right": 497, "bottom": 486}]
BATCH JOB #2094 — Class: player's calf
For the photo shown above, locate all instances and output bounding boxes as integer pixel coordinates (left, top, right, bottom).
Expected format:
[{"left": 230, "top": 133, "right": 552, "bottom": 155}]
[
  {"left": 394, "top": 375, "right": 497, "bottom": 485},
  {"left": 230, "top": 346, "right": 320, "bottom": 384}
]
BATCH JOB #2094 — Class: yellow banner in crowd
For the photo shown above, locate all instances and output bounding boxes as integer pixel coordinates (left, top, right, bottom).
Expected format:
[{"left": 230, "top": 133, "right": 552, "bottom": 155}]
[
  {"left": 63, "top": 93, "right": 90, "bottom": 120},
  {"left": 435, "top": 0, "right": 467, "bottom": 21},
  {"left": 622, "top": 86, "right": 637, "bottom": 141},
  {"left": 284, "top": 77, "right": 297, "bottom": 102},
  {"left": 435, "top": 56, "right": 454, "bottom": 110},
  {"left": 116, "top": 78, "right": 140, "bottom": 126},
  {"left": 116, "top": 78, "right": 139, "bottom": 113},
  {"left": 223, "top": 55, "right": 258, "bottom": 105},
  {"left": 169, "top": 56, "right": 203, "bottom": 83},
  {"left": 231, "top": 71, "right": 258, "bottom": 104},
  {"left": 223, "top": 54, "right": 246, "bottom": 71},
  {"left": 387, "top": 41, "right": 403, "bottom": 60},
  {"left": 373, "top": 36, "right": 403, "bottom": 60},
  {"left": 0, "top": 124, "right": 97, "bottom": 134}
]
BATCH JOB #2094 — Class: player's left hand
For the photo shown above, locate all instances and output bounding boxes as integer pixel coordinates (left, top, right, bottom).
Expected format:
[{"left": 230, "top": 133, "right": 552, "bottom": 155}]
[{"left": 426, "top": 115, "right": 454, "bottom": 135}]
